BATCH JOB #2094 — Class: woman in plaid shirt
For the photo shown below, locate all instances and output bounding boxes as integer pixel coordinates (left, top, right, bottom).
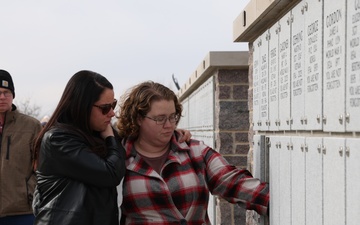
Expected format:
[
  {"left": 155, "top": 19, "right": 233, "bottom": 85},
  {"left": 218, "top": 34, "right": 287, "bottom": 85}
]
[{"left": 117, "top": 81, "right": 269, "bottom": 225}]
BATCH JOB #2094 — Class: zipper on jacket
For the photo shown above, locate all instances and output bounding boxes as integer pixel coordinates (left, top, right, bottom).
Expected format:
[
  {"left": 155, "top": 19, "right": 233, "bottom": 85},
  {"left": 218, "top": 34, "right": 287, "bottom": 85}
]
[
  {"left": 6, "top": 136, "right": 10, "bottom": 159},
  {"left": 25, "top": 177, "right": 33, "bottom": 204}
]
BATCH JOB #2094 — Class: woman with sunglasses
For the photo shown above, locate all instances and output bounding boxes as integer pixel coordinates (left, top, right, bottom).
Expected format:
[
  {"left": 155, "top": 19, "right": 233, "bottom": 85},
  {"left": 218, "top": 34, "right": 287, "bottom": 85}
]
[
  {"left": 117, "top": 81, "right": 269, "bottom": 225},
  {"left": 32, "top": 70, "right": 126, "bottom": 225}
]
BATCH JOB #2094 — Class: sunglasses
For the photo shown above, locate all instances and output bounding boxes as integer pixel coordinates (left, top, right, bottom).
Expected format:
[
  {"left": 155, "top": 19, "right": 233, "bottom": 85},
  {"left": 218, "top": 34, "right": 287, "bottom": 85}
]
[{"left": 93, "top": 99, "right": 117, "bottom": 115}]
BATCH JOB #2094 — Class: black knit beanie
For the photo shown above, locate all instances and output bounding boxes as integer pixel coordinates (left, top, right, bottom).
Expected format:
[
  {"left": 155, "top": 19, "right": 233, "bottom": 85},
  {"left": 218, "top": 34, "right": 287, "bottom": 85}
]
[{"left": 0, "top": 69, "right": 15, "bottom": 98}]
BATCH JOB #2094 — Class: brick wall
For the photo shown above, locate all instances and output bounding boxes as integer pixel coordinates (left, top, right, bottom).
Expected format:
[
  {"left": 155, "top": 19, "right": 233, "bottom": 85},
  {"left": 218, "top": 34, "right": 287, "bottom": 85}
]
[{"left": 214, "top": 68, "right": 250, "bottom": 225}]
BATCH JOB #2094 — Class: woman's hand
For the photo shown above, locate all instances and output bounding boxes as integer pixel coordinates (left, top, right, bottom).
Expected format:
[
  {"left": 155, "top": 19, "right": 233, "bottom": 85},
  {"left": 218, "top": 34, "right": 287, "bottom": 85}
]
[
  {"left": 100, "top": 124, "right": 115, "bottom": 139},
  {"left": 177, "top": 129, "right": 192, "bottom": 143}
]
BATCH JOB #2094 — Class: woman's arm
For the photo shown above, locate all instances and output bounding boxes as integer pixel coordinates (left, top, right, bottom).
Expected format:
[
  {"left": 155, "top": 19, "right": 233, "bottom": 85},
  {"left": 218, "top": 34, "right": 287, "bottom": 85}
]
[{"left": 39, "top": 130, "right": 126, "bottom": 187}]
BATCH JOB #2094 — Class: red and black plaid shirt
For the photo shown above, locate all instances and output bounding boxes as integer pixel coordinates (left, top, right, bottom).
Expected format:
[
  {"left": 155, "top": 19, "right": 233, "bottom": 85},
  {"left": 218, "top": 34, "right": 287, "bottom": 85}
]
[{"left": 120, "top": 132, "right": 269, "bottom": 225}]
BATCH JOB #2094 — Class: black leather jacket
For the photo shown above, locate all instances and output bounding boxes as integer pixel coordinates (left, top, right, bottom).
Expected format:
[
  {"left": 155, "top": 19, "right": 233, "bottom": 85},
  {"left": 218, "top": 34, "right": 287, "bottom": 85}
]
[{"left": 32, "top": 127, "right": 126, "bottom": 225}]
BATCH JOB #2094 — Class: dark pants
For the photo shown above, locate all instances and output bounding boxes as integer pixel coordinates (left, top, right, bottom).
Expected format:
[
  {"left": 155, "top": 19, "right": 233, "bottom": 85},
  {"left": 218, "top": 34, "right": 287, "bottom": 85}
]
[{"left": 0, "top": 214, "right": 35, "bottom": 225}]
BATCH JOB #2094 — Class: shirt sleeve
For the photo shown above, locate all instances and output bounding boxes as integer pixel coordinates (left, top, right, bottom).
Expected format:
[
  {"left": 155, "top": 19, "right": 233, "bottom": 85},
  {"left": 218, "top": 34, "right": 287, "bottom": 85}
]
[{"left": 204, "top": 147, "right": 269, "bottom": 215}]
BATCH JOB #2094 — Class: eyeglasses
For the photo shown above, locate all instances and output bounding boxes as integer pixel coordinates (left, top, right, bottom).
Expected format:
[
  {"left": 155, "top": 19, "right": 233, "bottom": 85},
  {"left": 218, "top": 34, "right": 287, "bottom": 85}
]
[
  {"left": 93, "top": 99, "right": 117, "bottom": 115},
  {"left": 144, "top": 114, "right": 180, "bottom": 125},
  {"left": 0, "top": 91, "right": 12, "bottom": 98}
]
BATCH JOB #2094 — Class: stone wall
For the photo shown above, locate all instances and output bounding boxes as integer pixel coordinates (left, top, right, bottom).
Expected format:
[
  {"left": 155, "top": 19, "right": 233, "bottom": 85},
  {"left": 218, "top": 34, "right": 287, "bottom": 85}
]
[{"left": 214, "top": 69, "right": 250, "bottom": 225}]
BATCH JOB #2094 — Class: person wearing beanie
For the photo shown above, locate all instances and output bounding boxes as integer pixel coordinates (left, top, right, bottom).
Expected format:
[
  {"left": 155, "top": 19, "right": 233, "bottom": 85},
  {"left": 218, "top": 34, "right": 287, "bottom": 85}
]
[{"left": 0, "top": 69, "right": 42, "bottom": 224}]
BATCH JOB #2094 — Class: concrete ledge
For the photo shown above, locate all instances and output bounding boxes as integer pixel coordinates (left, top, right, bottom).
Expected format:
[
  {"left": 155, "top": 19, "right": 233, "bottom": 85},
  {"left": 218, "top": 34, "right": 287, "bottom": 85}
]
[
  {"left": 233, "top": 0, "right": 300, "bottom": 42},
  {"left": 177, "top": 51, "right": 249, "bottom": 101}
]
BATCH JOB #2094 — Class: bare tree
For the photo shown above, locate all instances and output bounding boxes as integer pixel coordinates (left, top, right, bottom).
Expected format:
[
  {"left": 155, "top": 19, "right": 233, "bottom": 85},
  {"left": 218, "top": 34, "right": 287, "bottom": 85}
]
[{"left": 15, "top": 98, "right": 41, "bottom": 119}]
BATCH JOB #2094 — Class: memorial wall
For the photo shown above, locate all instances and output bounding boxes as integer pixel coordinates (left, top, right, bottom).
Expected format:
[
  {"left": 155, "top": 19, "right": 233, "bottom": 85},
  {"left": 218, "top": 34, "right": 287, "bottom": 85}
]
[
  {"left": 178, "top": 77, "right": 215, "bottom": 148},
  {"left": 246, "top": 0, "right": 360, "bottom": 224},
  {"left": 252, "top": 0, "right": 360, "bottom": 132}
]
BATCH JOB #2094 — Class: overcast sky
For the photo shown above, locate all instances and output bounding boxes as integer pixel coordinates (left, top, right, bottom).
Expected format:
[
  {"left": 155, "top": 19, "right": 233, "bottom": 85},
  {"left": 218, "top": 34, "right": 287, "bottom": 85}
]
[{"left": 0, "top": 0, "right": 249, "bottom": 119}]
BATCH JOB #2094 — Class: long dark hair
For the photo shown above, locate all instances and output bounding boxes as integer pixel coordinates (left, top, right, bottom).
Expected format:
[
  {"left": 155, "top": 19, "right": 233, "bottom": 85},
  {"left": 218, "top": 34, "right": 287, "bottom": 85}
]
[{"left": 33, "top": 70, "right": 114, "bottom": 169}]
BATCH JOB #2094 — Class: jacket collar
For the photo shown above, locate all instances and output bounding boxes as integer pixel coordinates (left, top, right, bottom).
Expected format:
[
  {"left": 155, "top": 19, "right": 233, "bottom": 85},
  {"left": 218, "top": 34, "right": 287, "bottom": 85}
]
[
  {"left": 4, "top": 104, "right": 18, "bottom": 124},
  {"left": 123, "top": 130, "right": 190, "bottom": 159},
  {"left": 123, "top": 130, "right": 191, "bottom": 176}
]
